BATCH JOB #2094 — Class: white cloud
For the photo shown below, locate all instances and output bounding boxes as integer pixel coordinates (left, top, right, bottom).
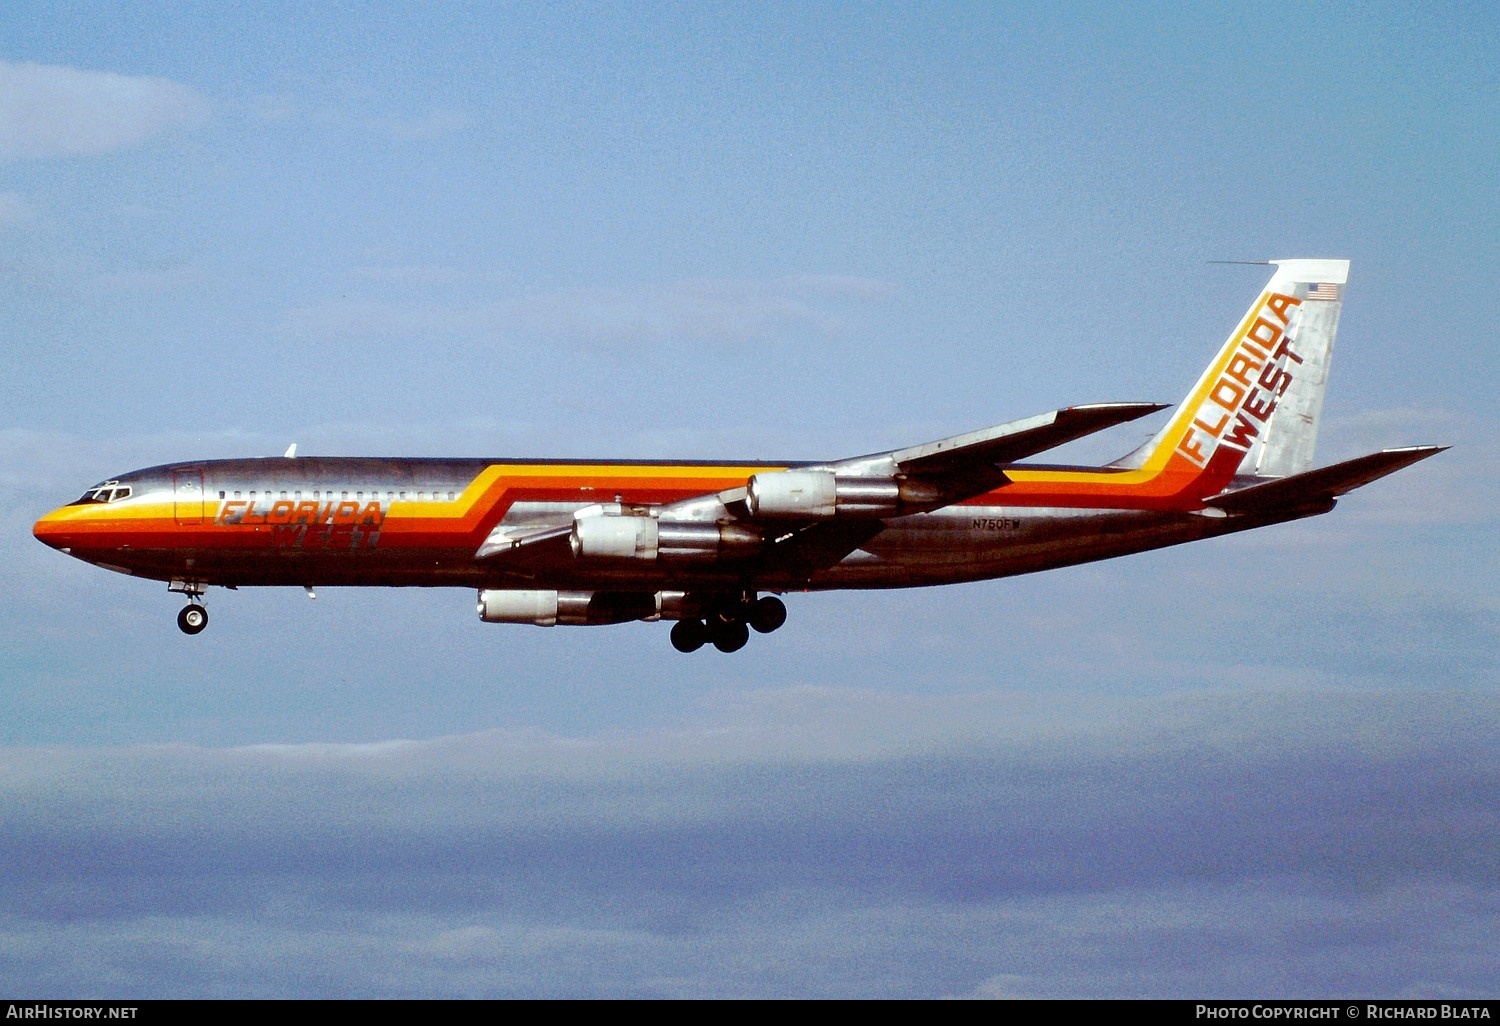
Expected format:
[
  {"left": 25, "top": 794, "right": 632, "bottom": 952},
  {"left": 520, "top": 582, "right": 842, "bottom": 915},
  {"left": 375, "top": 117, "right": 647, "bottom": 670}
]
[
  {"left": 2, "top": 881, "right": 1493, "bottom": 997},
  {"left": 3, "top": 686, "right": 1493, "bottom": 832},
  {"left": 0, "top": 688, "right": 1494, "bottom": 996},
  {"left": 0, "top": 61, "right": 210, "bottom": 159}
]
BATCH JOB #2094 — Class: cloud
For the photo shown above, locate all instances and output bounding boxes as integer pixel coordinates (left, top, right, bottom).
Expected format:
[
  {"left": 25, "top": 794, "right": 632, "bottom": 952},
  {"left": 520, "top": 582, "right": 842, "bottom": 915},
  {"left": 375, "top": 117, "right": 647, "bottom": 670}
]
[
  {"left": 0, "top": 61, "right": 210, "bottom": 159},
  {"left": 0, "top": 688, "right": 1494, "bottom": 996}
]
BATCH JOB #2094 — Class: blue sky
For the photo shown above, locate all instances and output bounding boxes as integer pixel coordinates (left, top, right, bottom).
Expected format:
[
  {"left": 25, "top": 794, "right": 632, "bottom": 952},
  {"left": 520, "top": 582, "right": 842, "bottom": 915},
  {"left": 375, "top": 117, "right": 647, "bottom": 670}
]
[{"left": 1, "top": 2, "right": 1495, "bottom": 998}]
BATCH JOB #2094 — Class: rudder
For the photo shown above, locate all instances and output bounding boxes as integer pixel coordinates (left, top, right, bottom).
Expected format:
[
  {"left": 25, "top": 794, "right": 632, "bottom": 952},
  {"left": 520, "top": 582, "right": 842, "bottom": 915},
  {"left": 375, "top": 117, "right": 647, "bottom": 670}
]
[{"left": 1244, "top": 258, "right": 1346, "bottom": 477}]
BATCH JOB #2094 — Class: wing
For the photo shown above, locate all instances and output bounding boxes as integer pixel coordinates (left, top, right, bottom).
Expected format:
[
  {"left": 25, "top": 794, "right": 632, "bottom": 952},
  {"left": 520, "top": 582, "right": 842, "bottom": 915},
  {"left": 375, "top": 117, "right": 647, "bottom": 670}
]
[
  {"left": 883, "top": 402, "right": 1168, "bottom": 477},
  {"left": 869, "top": 401, "right": 1167, "bottom": 506},
  {"left": 675, "top": 402, "right": 1166, "bottom": 577},
  {"left": 473, "top": 403, "right": 1168, "bottom": 580}
]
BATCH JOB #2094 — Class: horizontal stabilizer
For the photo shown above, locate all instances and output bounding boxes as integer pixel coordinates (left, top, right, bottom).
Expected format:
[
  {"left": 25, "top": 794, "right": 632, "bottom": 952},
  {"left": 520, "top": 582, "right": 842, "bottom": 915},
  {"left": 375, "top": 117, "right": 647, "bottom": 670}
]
[
  {"left": 892, "top": 402, "right": 1168, "bottom": 476},
  {"left": 1203, "top": 446, "right": 1447, "bottom": 514}
]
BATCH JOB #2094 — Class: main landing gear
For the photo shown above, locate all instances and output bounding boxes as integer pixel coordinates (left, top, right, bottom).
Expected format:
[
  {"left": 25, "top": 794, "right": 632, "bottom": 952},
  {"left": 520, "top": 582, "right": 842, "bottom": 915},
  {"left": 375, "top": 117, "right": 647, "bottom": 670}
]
[
  {"left": 670, "top": 595, "right": 787, "bottom": 654},
  {"left": 169, "top": 580, "right": 209, "bottom": 635}
]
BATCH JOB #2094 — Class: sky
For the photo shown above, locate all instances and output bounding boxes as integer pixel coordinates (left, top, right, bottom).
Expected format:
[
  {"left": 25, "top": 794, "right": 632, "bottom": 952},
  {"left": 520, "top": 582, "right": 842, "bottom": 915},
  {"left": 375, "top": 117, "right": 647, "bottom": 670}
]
[{"left": 1, "top": 1, "right": 1496, "bottom": 998}]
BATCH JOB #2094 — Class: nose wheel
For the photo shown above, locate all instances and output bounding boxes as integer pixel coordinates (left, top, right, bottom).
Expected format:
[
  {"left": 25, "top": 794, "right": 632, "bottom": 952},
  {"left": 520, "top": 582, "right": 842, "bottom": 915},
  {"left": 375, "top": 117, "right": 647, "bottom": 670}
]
[
  {"left": 177, "top": 603, "right": 209, "bottom": 635},
  {"left": 168, "top": 580, "right": 209, "bottom": 635}
]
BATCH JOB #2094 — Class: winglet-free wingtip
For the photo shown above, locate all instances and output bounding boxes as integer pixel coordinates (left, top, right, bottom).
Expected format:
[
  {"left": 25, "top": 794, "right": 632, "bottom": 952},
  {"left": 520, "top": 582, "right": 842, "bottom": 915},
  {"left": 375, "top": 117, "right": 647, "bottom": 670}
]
[
  {"left": 1203, "top": 445, "right": 1448, "bottom": 515},
  {"left": 1057, "top": 401, "right": 1172, "bottom": 430},
  {"left": 1065, "top": 401, "right": 1171, "bottom": 417}
]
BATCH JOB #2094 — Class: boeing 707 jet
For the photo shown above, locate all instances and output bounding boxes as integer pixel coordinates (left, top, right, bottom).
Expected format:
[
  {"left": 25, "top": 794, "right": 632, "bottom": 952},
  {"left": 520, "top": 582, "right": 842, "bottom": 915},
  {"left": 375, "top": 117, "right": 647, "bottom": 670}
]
[{"left": 34, "top": 259, "right": 1443, "bottom": 652}]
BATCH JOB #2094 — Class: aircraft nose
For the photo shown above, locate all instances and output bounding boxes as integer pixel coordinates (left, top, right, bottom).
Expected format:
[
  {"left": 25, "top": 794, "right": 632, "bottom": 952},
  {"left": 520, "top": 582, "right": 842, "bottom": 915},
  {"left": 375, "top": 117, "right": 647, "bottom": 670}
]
[{"left": 33, "top": 509, "right": 73, "bottom": 551}]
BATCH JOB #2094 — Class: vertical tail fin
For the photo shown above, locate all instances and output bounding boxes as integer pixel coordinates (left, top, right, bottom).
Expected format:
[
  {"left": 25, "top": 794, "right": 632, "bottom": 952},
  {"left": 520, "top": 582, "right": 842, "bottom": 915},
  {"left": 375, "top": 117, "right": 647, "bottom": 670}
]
[
  {"left": 1245, "top": 260, "right": 1345, "bottom": 477},
  {"left": 1114, "top": 259, "right": 1348, "bottom": 484}
]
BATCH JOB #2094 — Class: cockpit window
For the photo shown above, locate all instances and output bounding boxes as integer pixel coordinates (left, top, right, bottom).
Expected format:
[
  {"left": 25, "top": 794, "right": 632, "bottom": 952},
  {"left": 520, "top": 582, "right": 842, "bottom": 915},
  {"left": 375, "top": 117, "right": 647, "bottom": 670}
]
[{"left": 70, "top": 482, "right": 131, "bottom": 505}]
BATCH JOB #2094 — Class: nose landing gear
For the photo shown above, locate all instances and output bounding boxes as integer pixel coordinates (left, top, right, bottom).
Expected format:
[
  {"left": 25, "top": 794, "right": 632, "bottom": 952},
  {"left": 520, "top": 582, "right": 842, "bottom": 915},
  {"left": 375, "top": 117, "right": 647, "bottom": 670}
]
[
  {"left": 176, "top": 603, "right": 209, "bottom": 635},
  {"left": 169, "top": 579, "right": 209, "bottom": 635}
]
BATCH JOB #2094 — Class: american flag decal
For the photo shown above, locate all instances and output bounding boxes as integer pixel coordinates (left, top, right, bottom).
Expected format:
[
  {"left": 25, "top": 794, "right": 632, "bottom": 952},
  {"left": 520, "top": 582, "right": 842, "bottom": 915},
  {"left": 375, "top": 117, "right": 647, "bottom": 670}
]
[{"left": 1306, "top": 282, "right": 1342, "bottom": 302}]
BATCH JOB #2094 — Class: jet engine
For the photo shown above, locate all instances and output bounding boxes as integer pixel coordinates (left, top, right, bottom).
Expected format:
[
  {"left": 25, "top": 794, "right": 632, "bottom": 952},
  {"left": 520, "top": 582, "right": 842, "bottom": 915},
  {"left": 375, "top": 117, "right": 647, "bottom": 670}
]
[
  {"left": 570, "top": 516, "right": 761, "bottom": 561},
  {"left": 745, "top": 471, "right": 902, "bottom": 518},
  {"left": 477, "top": 589, "right": 657, "bottom": 626}
]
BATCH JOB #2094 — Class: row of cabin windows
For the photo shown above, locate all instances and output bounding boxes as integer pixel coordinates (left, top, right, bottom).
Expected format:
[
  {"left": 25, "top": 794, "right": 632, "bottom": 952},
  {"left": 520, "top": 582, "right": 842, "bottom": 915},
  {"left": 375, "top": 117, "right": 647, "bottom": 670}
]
[{"left": 216, "top": 490, "right": 458, "bottom": 502}]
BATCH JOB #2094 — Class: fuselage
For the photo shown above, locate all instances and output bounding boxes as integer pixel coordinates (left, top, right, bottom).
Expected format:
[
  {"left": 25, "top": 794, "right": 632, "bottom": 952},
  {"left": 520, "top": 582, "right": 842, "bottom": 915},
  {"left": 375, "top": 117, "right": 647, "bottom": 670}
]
[{"left": 31, "top": 452, "right": 1279, "bottom": 593}]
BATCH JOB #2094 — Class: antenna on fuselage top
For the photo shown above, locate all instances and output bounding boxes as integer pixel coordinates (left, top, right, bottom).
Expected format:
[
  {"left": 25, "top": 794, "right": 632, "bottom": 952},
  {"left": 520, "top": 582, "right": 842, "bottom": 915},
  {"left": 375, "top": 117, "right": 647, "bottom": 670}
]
[{"left": 284, "top": 443, "right": 297, "bottom": 458}]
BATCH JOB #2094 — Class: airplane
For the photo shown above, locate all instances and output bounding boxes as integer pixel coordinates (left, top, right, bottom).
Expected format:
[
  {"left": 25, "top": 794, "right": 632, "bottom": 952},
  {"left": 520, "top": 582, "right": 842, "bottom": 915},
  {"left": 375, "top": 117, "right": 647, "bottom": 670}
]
[{"left": 33, "top": 258, "right": 1444, "bottom": 653}]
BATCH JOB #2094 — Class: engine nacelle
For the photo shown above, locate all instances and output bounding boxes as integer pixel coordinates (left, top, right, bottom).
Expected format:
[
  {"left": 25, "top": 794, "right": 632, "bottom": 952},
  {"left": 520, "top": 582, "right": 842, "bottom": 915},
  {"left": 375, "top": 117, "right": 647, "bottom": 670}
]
[
  {"left": 745, "top": 471, "right": 902, "bottom": 518},
  {"left": 570, "top": 515, "right": 656, "bottom": 559},
  {"left": 477, "top": 589, "right": 656, "bottom": 626},
  {"left": 570, "top": 516, "right": 761, "bottom": 561}
]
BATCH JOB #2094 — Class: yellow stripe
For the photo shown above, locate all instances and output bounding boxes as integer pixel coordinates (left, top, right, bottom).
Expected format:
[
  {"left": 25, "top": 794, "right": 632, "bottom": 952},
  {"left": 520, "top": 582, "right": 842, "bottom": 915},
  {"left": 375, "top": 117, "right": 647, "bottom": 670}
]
[
  {"left": 392, "top": 463, "right": 783, "bottom": 520},
  {"left": 38, "top": 463, "right": 787, "bottom": 527},
  {"left": 1135, "top": 290, "right": 1273, "bottom": 474}
]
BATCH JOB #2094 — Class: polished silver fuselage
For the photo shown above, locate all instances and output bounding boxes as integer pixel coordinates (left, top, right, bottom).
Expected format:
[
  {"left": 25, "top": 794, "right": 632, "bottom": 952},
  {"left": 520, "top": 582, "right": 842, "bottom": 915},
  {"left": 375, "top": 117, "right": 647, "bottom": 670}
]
[{"left": 51, "top": 456, "right": 1305, "bottom": 594}]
